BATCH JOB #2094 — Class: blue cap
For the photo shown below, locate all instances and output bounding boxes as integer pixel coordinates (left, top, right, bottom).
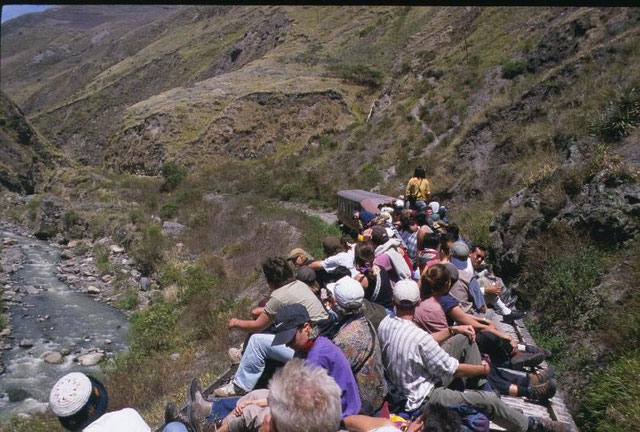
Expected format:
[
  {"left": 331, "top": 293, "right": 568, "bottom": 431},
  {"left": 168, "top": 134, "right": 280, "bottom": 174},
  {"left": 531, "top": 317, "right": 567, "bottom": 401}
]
[{"left": 271, "top": 304, "right": 310, "bottom": 346}]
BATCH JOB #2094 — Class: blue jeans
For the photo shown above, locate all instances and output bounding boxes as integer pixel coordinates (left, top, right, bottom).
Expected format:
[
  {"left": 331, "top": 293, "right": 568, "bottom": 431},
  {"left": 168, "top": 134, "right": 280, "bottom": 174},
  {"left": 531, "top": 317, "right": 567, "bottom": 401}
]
[
  {"left": 233, "top": 333, "right": 294, "bottom": 391},
  {"left": 163, "top": 422, "right": 187, "bottom": 432}
]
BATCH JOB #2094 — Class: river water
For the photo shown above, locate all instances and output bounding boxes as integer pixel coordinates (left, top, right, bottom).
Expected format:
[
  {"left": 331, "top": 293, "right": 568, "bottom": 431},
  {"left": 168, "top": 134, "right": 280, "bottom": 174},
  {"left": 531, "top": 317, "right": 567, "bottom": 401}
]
[{"left": 0, "top": 230, "right": 129, "bottom": 422}]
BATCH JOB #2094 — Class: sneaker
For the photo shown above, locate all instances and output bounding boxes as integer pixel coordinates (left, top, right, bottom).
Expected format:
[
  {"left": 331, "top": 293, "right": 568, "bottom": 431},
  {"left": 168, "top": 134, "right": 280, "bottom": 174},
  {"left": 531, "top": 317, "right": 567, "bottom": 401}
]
[
  {"left": 228, "top": 347, "right": 243, "bottom": 364},
  {"left": 503, "top": 310, "right": 527, "bottom": 324},
  {"left": 213, "top": 381, "right": 247, "bottom": 397},
  {"left": 526, "top": 378, "right": 557, "bottom": 402},
  {"left": 528, "top": 416, "right": 568, "bottom": 432},
  {"left": 528, "top": 365, "right": 555, "bottom": 386},
  {"left": 510, "top": 351, "right": 546, "bottom": 370}
]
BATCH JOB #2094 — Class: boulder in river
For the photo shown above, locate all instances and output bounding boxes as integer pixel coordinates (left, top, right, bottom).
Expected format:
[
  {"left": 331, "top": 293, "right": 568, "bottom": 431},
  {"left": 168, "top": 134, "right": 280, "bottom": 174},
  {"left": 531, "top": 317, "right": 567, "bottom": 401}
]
[
  {"left": 76, "top": 352, "right": 104, "bottom": 366},
  {"left": 44, "top": 352, "right": 63, "bottom": 364},
  {"left": 60, "top": 249, "right": 74, "bottom": 260},
  {"left": 87, "top": 286, "right": 101, "bottom": 295},
  {"left": 19, "top": 339, "right": 34, "bottom": 348},
  {"left": 2, "top": 238, "right": 17, "bottom": 246},
  {"left": 7, "top": 388, "right": 31, "bottom": 402}
]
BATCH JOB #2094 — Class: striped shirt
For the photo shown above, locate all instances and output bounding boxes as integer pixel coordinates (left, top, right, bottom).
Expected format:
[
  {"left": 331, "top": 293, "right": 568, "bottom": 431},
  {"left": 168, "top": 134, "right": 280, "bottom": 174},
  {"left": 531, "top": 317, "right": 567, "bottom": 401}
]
[{"left": 377, "top": 316, "right": 459, "bottom": 412}]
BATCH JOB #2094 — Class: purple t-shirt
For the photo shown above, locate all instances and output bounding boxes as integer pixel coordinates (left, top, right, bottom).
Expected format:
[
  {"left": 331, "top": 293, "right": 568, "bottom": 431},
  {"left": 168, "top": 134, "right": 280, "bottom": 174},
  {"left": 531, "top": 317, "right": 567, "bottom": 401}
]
[{"left": 301, "top": 336, "right": 362, "bottom": 417}]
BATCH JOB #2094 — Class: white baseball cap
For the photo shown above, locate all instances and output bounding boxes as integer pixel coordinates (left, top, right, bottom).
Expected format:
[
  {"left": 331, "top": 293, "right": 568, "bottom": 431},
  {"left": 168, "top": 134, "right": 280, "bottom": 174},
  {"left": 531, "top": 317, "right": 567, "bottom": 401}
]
[
  {"left": 334, "top": 276, "right": 364, "bottom": 309},
  {"left": 393, "top": 279, "right": 420, "bottom": 306}
]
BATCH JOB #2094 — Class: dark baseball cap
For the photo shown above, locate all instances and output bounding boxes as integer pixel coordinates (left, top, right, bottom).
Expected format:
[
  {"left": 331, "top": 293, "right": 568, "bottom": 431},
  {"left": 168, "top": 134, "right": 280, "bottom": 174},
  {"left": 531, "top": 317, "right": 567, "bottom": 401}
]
[{"left": 271, "top": 304, "right": 310, "bottom": 346}]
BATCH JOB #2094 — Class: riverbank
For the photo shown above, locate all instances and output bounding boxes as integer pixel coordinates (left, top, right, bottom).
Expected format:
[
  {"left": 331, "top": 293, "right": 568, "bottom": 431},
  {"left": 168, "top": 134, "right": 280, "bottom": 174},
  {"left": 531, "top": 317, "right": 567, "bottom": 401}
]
[{"left": 0, "top": 223, "right": 132, "bottom": 421}]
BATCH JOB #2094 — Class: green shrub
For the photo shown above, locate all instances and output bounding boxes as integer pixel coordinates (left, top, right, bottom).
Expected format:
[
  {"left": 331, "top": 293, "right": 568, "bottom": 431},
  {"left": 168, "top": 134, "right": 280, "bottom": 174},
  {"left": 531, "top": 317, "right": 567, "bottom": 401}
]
[
  {"left": 160, "top": 162, "right": 188, "bottom": 192},
  {"left": 179, "top": 264, "right": 217, "bottom": 304},
  {"left": 358, "top": 25, "right": 374, "bottom": 38},
  {"left": 62, "top": 210, "right": 81, "bottom": 230},
  {"left": 279, "top": 183, "right": 301, "bottom": 201},
  {"left": 115, "top": 288, "right": 139, "bottom": 311},
  {"left": 144, "top": 194, "right": 159, "bottom": 211},
  {"left": 359, "top": 163, "right": 382, "bottom": 188},
  {"left": 4, "top": 413, "right": 63, "bottom": 432},
  {"left": 502, "top": 59, "right": 527, "bottom": 79},
  {"left": 129, "top": 301, "right": 177, "bottom": 354},
  {"left": 580, "top": 351, "right": 640, "bottom": 431},
  {"left": 94, "top": 243, "right": 112, "bottom": 273},
  {"left": 330, "top": 63, "right": 382, "bottom": 88},
  {"left": 128, "top": 207, "right": 146, "bottom": 225},
  {"left": 590, "top": 87, "right": 640, "bottom": 143},
  {"left": 160, "top": 202, "right": 178, "bottom": 220},
  {"left": 132, "top": 224, "right": 165, "bottom": 276},
  {"left": 175, "top": 188, "right": 201, "bottom": 205},
  {"left": 525, "top": 244, "right": 606, "bottom": 331}
]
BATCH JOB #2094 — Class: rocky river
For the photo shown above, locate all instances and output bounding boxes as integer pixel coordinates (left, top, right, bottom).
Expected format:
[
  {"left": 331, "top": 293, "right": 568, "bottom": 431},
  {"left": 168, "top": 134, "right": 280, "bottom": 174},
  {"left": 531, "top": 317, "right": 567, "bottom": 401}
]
[{"left": 0, "top": 227, "right": 129, "bottom": 422}]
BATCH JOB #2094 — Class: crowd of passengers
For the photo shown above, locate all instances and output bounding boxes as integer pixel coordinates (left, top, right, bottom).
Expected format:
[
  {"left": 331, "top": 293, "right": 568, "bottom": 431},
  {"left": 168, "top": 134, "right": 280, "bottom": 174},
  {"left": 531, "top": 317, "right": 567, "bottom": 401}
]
[{"left": 48, "top": 167, "right": 569, "bottom": 432}]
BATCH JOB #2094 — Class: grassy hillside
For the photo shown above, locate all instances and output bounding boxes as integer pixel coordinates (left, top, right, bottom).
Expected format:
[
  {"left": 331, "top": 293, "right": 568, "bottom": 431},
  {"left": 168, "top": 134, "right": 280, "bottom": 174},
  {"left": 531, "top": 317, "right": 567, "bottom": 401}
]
[{"left": 1, "top": 6, "right": 639, "bottom": 431}]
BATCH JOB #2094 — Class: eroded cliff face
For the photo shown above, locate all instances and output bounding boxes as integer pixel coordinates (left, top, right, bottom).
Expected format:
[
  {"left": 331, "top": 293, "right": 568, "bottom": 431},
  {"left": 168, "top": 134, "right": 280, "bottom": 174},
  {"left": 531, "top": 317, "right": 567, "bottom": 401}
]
[{"left": 0, "top": 92, "right": 58, "bottom": 194}]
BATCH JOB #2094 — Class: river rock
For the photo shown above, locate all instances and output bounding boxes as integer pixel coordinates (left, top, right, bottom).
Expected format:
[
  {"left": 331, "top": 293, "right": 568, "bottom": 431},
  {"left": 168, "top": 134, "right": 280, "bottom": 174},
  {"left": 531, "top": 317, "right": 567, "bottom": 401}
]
[
  {"left": 60, "top": 249, "right": 74, "bottom": 260},
  {"left": 104, "top": 339, "right": 112, "bottom": 345},
  {"left": 44, "top": 352, "right": 63, "bottom": 364},
  {"left": 110, "top": 245, "right": 124, "bottom": 254},
  {"left": 131, "top": 269, "right": 141, "bottom": 279},
  {"left": 0, "top": 328, "right": 10, "bottom": 337},
  {"left": 7, "top": 388, "right": 31, "bottom": 402},
  {"left": 76, "top": 352, "right": 104, "bottom": 366},
  {"left": 2, "top": 238, "right": 17, "bottom": 246},
  {"left": 23, "top": 285, "right": 39, "bottom": 295},
  {"left": 19, "top": 339, "right": 34, "bottom": 348},
  {"left": 67, "top": 240, "right": 81, "bottom": 248},
  {"left": 0, "top": 362, "right": 5, "bottom": 374},
  {"left": 87, "top": 286, "right": 101, "bottom": 295},
  {"left": 60, "top": 348, "right": 71, "bottom": 356}
]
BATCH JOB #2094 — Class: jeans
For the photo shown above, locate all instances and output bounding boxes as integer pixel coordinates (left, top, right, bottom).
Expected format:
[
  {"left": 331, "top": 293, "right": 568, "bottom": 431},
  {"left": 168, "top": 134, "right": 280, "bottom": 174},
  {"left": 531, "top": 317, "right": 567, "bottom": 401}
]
[
  {"left": 163, "top": 422, "right": 187, "bottom": 432},
  {"left": 233, "top": 333, "right": 294, "bottom": 391}
]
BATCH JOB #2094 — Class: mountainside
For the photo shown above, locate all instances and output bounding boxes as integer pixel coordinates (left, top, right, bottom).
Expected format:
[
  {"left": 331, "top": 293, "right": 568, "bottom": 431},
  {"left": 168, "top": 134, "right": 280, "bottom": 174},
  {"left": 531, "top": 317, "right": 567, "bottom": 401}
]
[
  {"left": 1, "top": 6, "right": 639, "bottom": 431},
  {"left": 0, "top": 91, "right": 59, "bottom": 193}
]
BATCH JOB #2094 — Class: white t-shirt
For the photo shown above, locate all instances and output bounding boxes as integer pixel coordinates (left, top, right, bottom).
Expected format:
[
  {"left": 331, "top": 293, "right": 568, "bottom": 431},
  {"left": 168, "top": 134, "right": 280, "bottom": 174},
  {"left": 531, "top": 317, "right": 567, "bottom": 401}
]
[
  {"left": 84, "top": 408, "right": 151, "bottom": 432},
  {"left": 322, "top": 250, "right": 357, "bottom": 276}
]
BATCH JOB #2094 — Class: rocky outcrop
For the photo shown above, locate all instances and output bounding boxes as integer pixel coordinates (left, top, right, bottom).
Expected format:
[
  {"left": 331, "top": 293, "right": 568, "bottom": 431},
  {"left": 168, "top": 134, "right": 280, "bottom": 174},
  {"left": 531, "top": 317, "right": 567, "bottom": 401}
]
[{"left": 490, "top": 145, "right": 640, "bottom": 277}]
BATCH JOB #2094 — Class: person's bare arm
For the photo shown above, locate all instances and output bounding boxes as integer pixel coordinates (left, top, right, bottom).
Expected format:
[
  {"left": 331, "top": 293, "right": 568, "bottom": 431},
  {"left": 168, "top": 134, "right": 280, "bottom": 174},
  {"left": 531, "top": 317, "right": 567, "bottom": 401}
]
[
  {"left": 308, "top": 260, "right": 324, "bottom": 271},
  {"left": 251, "top": 307, "right": 265, "bottom": 318},
  {"left": 229, "top": 312, "right": 272, "bottom": 333},
  {"left": 431, "top": 325, "right": 476, "bottom": 344},
  {"left": 448, "top": 307, "right": 513, "bottom": 341},
  {"left": 454, "top": 360, "right": 490, "bottom": 377},
  {"left": 343, "top": 415, "right": 397, "bottom": 432}
]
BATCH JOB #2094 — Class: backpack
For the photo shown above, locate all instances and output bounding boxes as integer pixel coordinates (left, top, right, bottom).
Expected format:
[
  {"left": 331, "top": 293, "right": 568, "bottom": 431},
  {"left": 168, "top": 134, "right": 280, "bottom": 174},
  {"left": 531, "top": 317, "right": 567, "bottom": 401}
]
[{"left": 446, "top": 405, "right": 490, "bottom": 432}]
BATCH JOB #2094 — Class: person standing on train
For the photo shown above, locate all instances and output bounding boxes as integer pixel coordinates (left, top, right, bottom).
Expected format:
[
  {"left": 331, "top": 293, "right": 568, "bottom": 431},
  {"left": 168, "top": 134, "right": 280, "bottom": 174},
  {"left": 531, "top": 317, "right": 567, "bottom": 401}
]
[{"left": 405, "top": 166, "right": 431, "bottom": 211}]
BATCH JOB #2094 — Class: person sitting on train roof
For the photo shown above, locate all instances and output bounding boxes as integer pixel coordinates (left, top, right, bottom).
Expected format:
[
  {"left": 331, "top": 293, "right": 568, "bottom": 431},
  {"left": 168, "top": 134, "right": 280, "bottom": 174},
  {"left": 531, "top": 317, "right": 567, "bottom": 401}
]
[
  {"left": 271, "top": 303, "right": 362, "bottom": 418},
  {"left": 367, "top": 224, "right": 412, "bottom": 282},
  {"left": 216, "top": 257, "right": 329, "bottom": 397},
  {"left": 469, "top": 243, "right": 526, "bottom": 323},
  {"left": 398, "top": 211, "right": 431, "bottom": 275},
  {"left": 420, "top": 263, "right": 548, "bottom": 372},
  {"left": 308, "top": 236, "right": 357, "bottom": 277},
  {"left": 405, "top": 166, "right": 431, "bottom": 212},
  {"left": 416, "top": 265, "right": 556, "bottom": 402},
  {"left": 285, "top": 248, "right": 314, "bottom": 268},
  {"left": 353, "top": 241, "right": 394, "bottom": 312},
  {"left": 377, "top": 279, "right": 568, "bottom": 432},
  {"left": 49, "top": 372, "right": 154, "bottom": 432},
  {"left": 328, "top": 275, "right": 387, "bottom": 415}
]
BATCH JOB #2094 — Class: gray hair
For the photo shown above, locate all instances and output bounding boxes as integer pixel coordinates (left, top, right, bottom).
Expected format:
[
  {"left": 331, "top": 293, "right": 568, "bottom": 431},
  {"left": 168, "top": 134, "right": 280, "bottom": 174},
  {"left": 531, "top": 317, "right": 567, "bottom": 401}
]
[{"left": 268, "top": 359, "right": 341, "bottom": 432}]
